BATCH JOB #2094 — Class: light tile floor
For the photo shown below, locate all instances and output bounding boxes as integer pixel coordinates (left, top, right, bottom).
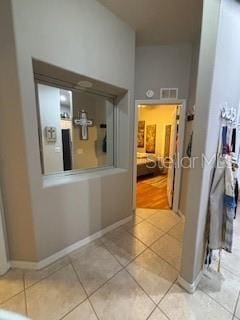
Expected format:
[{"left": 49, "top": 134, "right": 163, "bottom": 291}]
[{"left": 0, "top": 208, "right": 240, "bottom": 319}]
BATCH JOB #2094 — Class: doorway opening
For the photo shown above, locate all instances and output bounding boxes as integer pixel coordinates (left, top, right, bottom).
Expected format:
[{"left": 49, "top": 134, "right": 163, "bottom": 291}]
[{"left": 133, "top": 100, "right": 186, "bottom": 213}]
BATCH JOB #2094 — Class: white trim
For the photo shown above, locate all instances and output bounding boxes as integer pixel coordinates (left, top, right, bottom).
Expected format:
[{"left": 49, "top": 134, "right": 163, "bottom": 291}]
[
  {"left": 43, "top": 168, "right": 127, "bottom": 188},
  {"left": 178, "top": 271, "right": 203, "bottom": 294},
  {"left": 11, "top": 215, "right": 132, "bottom": 270},
  {"left": 177, "top": 209, "right": 185, "bottom": 218},
  {"left": 10, "top": 260, "right": 38, "bottom": 270},
  {"left": 0, "top": 262, "right": 10, "bottom": 276},
  {"left": 133, "top": 99, "right": 187, "bottom": 213},
  {"left": 0, "top": 188, "right": 9, "bottom": 276}
]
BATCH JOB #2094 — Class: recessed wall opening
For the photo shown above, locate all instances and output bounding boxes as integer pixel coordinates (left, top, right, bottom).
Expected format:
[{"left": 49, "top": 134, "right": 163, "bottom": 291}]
[{"left": 33, "top": 59, "right": 127, "bottom": 176}]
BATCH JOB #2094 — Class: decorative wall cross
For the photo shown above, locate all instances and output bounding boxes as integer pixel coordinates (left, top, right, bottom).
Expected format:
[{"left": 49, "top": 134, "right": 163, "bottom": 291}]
[{"left": 74, "top": 110, "right": 93, "bottom": 140}]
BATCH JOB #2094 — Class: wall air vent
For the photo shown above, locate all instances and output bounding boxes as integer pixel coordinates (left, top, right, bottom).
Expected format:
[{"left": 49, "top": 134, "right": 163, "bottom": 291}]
[{"left": 160, "top": 88, "right": 178, "bottom": 100}]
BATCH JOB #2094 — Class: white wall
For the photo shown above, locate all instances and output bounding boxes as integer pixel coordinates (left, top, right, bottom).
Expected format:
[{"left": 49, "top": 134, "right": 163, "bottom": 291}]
[
  {"left": 0, "top": 0, "right": 38, "bottom": 261},
  {"left": 38, "top": 84, "right": 64, "bottom": 175},
  {"left": 135, "top": 43, "right": 197, "bottom": 215},
  {"left": 135, "top": 44, "right": 192, "bottom": 101},
  {"left": 179, "top": 41, "right": 200, "bottom": 214},
  {"left": 182, "top": 0, "right": 240, "bottom": 284},
  {"left": 0, "top": 0, "right": 135, "bottom": 261}
]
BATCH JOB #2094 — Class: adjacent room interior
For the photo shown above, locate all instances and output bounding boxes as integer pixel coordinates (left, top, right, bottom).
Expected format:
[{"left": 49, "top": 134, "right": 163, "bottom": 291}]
[{"left": 136, "top": 104, "right": 179, "bottom": 210}]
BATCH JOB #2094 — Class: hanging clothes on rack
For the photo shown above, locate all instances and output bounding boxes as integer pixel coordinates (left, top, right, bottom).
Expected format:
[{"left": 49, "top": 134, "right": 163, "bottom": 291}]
[
  {"left": 208, "top": 156, "right": 225, "bottom": 251},
  {"left": 206, "top": 108, "right": 239, "bottom": 268},
  {"left": 232, "top": 128, "right": 236, "bottom": 152},
  {"left": 234, "top": 178, "right": 239, "bottom": 219},
  {"left": 223, "top": 155, "right": 236, "bottom": 252}
]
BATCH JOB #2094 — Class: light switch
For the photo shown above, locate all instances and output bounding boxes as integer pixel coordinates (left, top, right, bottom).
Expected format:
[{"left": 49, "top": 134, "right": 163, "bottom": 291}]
[{"left": 55, "top": 146, "right": 61, "bottom": 153}]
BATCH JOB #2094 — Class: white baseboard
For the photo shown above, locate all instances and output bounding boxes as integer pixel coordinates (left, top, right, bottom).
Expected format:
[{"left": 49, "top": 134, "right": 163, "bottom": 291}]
[
  {"left": 11, "top": 260, "right": 38, "bottom": 270},
  {"left": 178, "top": 271, "right": 203, "bottom": 294},
  {"left": 11, "top": 215, "right": 132, "bottom": 270},
  {"left": 0, "top": 262, "right": 10, "bottom": 276},
  {"left": 177, "top": 209, "right": 184, "bottom": 218}
]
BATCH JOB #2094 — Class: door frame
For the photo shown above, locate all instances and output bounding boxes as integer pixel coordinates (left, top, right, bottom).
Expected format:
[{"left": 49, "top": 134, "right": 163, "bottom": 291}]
[
  {"left": 133, "top": 99, "right": 187, "bottom": 213},
  {"left": 0, "top": 187, "right": 9, "bottom": 275}
]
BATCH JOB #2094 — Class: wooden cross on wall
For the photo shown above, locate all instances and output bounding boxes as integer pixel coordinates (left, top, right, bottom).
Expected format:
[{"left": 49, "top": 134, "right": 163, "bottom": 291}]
[{"left": 74, "top": 110, "right": 93, "bottom": 140}]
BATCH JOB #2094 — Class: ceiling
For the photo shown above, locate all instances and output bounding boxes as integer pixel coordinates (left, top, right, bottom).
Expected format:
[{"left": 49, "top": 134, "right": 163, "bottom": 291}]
[{"left": 97, "top": 0, "right": 203, "bottom": 46}]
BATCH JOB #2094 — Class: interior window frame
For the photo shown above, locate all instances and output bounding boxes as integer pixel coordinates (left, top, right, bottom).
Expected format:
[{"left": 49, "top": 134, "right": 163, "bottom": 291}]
[{"left": 34, "top": 80, "right": 117, "bottom": 177}]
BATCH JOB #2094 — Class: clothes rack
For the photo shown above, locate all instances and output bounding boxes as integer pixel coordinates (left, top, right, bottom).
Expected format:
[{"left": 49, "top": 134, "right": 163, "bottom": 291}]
[{"left": 205, "top": 104, "right": 240, "bottom": 271}]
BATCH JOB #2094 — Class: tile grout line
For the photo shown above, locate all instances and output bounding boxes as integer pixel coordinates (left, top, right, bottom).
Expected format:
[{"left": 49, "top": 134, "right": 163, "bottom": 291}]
[
  {"left": 2, "top": 211, "right": 182, "bottom": 318},
  {"left": 1, "top": 214, "right": 181, "bottom": 314},
  {"left": 145, "top": 305, "right": 159, "bottom": 320},
  {"left": 142, "top": 216, "right": 183, "bottom": 244},
  {"left": 68, "top": 242, "right": 163, "bottom": 319},
  {"left": 85, "top": 265, "right": 124, "bottom": 298},
  {"left": 58, "top": 297, "right": 89, "bottom": 320},
  {"left": 123, "top": 223, "right": 167, "bottom": 248},
  {"left": 68, "top": 261, "right": 100, "bottom": 320},
  {"left": 86, "top": 298, "right": 100, "bottom": 320},
  {"left": 97, "top": 236, "right": 130, "bottom": 268},
  {"left": 125, "top": 268, "right": 158, "bottom": 307},
  {"left": 1, "top": 259, "right": 84, "bottom": 315},
  {"left": 218, "top": 263, "right": 240, "bottom": 279},
  {"left": 124, "top": 228, "right": 181, "bottom": 273},
  {"left": 166, "top": 220, "right": 185, "bottom": 242},
  {"left": 148, "top": 246, "right": 181, "bottom": 273},
  {"left": 123, "top": 260, "right": 179, "bottom": 318},
  {"left": 158, "top": 279, "right": 177, "bottom": 305},
  {"left": 135, "top": 210, "right": 160, "bottom": 221},
  {"left": 158, "top": 306, "right": 172, "bottom": 320},
  {"left": 68, "top": 237, "right": 150, "bottom": 305},
  {"left": 72, "top": 238, "right": 173, "bottom": 320},
  {"left": 143, "top": 218, "right": 174, "bottom": 232},
  {"left": 0, "top": 290, "right": 25, "bottom": 307},
  {"left": 23, "top": 258, "right": 70, "bottom": 291},
  {"left": 0, "top": 211, "right": 176, "bottom": 297},
  {"left": 145, "top": 280, "right": 177, "bottom": 320},
  {"left": 103, "top": 218, "right": 182, "bottom": 274},
  {"left": 197, "top": 287, "right": 235, "bottom": 317},
  {"left": 1, "top": 218, "right": 179, "bottom": 309},
  {"left": 22, "top": 271, "right": 28, "bottom": 317},
  {"left": 69, "top": 251, "right": 171, "bottom": 320},
  {"left": 158, "top": 280, "right": 179, "bottom": 320},
  {"left": 98, "top": 232, "right": 149, "bottom": 268},
  {"left": 56, "top": 262, "right": 88, "bottom": 320},
  {"left": 123, "top": 215, "right": 183, "bottom": 254},
  {"left": 1, "top": 231, "right": 125, "bottom": 307},
  {"left": 4, "top": 210, "right": 240, "bottom": 319},
  {"left": 233, "top": 290, "right": 240, "bottom": 319},
  {"left": 99, "top": 239, "right": 149, "bottom": 271}
]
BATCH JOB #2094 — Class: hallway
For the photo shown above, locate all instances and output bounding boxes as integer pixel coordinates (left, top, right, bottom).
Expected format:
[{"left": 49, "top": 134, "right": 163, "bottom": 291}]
[
  {"left": 0, "top": 208, "right": 239, "bottom": 319},
  {"left": 1, "top": 0, "right": 240, "bottom": 319}
]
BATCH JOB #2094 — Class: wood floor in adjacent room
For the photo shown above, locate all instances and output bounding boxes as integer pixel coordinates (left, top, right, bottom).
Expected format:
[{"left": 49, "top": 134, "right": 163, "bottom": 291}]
[{"left": 136, "top": 174, "right": 170, "bottom": 210}]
